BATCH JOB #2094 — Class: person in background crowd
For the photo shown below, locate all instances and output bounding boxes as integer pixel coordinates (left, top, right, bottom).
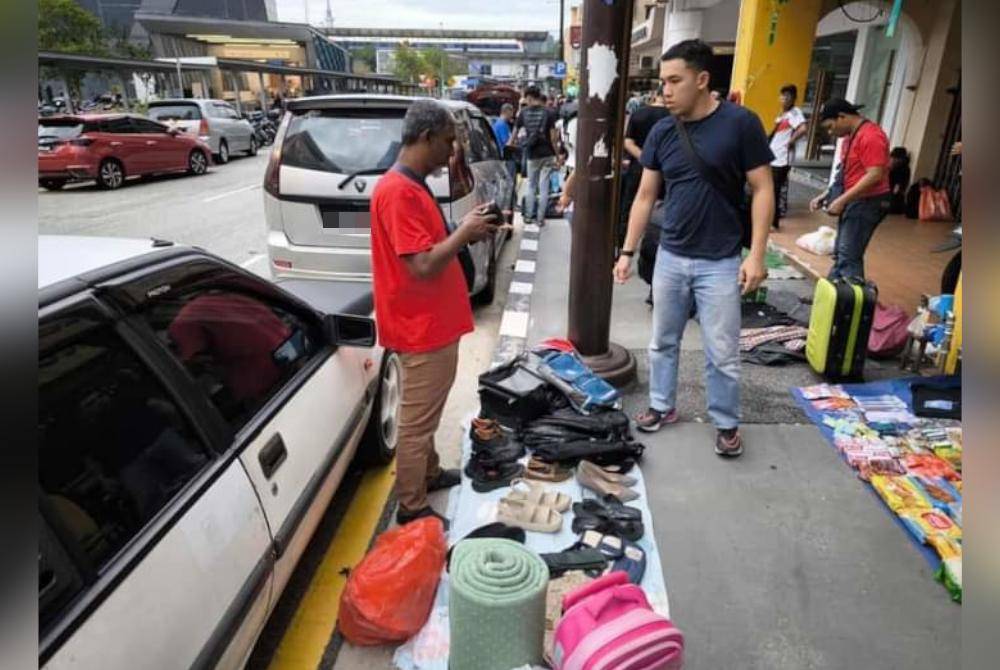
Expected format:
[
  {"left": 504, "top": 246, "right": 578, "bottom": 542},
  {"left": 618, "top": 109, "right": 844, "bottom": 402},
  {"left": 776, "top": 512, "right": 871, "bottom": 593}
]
[
  {"left": 492, "top": 102, "right": 515, "bottom": 153},
  {"left": 614, "top": 39, "right": 774, "bottom": 458},
  {"left": 769, "top": 84, "right": 808, "bottom": 229},
  {"left": 888, "top": 146, "right": 911, "bottom": 214},
  {"left": 557, "top": 108, "right": 579, "bottom": 217},
  {"left": 809, "top": 98, "right": 891, "bottom": 280},
  {"left": 626, "top": 91, "right": 643, "bottom": 116},
  {"left": 511, "top": 85, "right": 559, "bottom": 225},
  {"left": 370, "top": 100, "right": 502, "bottom": 528},
  {"left": 620, "top": 87, "right": 670, "bottom": 247}
]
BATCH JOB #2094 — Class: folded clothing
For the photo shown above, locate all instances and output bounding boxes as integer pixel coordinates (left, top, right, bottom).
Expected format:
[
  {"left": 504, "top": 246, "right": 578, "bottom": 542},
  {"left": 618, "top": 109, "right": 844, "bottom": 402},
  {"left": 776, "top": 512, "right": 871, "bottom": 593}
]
[{"left": 449, "top": 538, "right": 549, "bottom": 670}]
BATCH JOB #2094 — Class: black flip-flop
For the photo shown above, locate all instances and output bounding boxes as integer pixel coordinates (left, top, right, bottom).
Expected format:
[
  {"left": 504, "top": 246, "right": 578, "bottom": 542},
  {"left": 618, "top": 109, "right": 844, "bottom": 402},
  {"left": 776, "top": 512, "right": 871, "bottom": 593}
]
[
  {"left": 539, "top": 546, "right": 608, "bottom": 577},
  {"left": 470, "top": 461, "right": 524, "bottom": 493}
]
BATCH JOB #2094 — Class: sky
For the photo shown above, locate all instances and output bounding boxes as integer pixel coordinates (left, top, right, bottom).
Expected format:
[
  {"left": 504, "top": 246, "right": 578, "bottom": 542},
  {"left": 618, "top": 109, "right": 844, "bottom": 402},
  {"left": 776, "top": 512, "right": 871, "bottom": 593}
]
[{"left": 274, "top": 0, "right": 577, "bottom": 33}]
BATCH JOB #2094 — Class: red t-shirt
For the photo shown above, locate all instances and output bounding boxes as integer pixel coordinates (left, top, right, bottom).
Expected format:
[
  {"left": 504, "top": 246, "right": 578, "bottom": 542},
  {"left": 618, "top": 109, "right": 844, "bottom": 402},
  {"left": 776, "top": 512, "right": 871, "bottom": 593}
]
[
  {"left": 841, "top": 121, "right": 890, "bottom": 196},
  {"left": 369, "top": 170, "right": 474, "bottom": 353}
]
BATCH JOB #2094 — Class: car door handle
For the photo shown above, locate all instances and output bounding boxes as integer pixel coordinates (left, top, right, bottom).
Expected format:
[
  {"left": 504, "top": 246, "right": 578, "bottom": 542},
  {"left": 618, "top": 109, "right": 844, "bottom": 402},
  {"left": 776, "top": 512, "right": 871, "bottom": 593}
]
[
  {"left": 110, "top": 141, "right": 122, "bottom": 146},
  {"left": 146, "top": 140, "right": 157, "bottom": 145},
  {"left": 258, "top": 434, "right": 287, "bottom": 479}
]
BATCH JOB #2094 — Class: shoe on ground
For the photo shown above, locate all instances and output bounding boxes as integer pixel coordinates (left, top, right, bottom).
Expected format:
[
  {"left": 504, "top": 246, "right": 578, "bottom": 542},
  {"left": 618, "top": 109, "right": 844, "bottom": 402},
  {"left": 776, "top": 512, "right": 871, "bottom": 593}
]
[
  {"left": 396, "top": 505, "right": 450, "bottom": 531},
  {"left": 427, "top": 468, "right": 461, "bottom": 492},
  {"left": 634, "top": 407, "right": 679, "bottom": 433},
  {"left": 715, "top": 428, "right": 744, "bottom": 458}
]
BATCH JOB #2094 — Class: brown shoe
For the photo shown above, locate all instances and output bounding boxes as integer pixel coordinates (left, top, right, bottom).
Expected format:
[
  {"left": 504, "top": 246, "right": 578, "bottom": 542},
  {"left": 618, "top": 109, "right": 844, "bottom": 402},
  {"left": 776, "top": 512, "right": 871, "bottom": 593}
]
[
  {"left": 579, "top": 460, "right": 638, "bottom": 487},
  {"left": 715, "top": 428, "right": 744, "bottom": 458},
  {"left": 524, "top": 457, "right": 573, "bottom": 482},
  {"left": 575, "top": 463, "right": 639, "bottom": 501}
]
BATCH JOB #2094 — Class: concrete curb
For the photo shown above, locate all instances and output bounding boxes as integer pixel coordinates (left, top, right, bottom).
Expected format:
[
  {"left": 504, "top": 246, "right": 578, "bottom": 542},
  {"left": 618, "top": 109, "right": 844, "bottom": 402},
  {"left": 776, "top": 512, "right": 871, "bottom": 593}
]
[{"left": 491, "top": 221, "right": 543, "bottom": 366}]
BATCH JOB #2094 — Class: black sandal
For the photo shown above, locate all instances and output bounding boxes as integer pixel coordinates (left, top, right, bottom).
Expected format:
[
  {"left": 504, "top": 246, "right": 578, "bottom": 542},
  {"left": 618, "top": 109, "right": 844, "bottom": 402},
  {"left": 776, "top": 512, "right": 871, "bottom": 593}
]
[{"left": 469, "top": 460, "right": 524, "bottom": 493}]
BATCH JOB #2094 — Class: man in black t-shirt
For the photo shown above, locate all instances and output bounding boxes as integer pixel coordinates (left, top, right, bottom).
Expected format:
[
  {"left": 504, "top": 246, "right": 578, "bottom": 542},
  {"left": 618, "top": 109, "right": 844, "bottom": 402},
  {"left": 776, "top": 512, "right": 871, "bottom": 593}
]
[
  {"left": 620, "top": 88, "right": 670, "bottom": 244},
  {"left": 512, "top": 85, "right": 559, "bottom": 224},
  {"left": 613, "top": 40, "right": 775, "bottom": 458}
]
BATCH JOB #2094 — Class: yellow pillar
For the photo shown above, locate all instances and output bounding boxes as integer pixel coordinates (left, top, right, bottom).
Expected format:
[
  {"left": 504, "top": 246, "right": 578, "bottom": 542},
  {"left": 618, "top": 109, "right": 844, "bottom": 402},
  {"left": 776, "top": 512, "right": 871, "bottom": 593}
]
[{"left": 731, "top": 0, "right": 824, "bottom": 124}]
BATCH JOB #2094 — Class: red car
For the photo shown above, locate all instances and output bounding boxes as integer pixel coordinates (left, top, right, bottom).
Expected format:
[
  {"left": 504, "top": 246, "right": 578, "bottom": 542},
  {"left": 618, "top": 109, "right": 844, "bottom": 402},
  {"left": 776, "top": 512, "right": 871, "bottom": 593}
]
[{"left": 38, "top": 113, "right": 213, "bottom": 191}]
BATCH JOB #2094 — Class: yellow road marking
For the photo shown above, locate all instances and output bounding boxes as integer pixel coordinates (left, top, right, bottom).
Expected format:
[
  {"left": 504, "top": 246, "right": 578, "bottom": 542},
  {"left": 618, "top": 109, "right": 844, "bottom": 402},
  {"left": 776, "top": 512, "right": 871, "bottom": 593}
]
[{"left": 267, "top": 462, "right": 396, "bottom": 670}]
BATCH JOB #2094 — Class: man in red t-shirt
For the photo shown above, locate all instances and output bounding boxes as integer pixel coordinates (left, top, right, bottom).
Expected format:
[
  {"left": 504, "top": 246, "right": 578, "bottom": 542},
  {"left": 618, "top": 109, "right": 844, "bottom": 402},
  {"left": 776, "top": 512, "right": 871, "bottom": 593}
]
[
  {"left": 809, "top": 98, "right": 891, "bottom": 279},
  {"left": 370, "top": 99, "right": 501, "bottom": 528}
]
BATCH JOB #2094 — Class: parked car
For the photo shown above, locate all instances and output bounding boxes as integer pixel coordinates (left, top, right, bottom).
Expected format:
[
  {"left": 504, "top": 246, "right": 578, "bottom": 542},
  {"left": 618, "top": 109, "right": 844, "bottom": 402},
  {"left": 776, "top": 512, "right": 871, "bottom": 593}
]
[
  {"left": 38, "top": 235, "right": 400, "bottom": 669},
  {"left": 38, "top": 114, "right": 212, "bottom": 191},
  {"left": 263, "top": 94, "right": 513, "bottom": 304},
  {"left": 148, "top": 99, "right": 258, "bottom": 164}
]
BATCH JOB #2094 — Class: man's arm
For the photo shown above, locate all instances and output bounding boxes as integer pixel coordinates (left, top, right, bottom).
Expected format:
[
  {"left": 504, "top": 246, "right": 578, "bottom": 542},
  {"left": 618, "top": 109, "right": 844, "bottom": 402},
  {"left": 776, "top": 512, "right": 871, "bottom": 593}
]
[
  {"left": 558, "top": 169, "right": 577, "bottom": 210},
  {"left": 827, "top": 166, "right": 885, "bottom": 214},
  {"left": 740, "top": 164, "right": 774, "bottom": 293},
  {"left": 400, "top": 209, "right": 498, "bottom": 280},
  {"left": 790, "top": 123, "right": 808, "bottom": 145},
  {"left": 614, "top": 168, "right": 663, "bottom": 283},
  {"left": 624, "top": 137, "right": 643, "bottom": 161}
]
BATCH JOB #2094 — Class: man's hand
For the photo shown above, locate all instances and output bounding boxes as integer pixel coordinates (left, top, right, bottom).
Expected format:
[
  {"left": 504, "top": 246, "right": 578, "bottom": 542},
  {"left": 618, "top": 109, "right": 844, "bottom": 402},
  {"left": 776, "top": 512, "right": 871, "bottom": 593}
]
[
  {"left": 739, "top": 254, "right": 767, "bottom": 295},
  {"left": 809, "top": 194, "right": 826, "bottom": 212},
  {"left": 826, "top": 196, "right": 847, "bottom": 216},
  {"left": 613, "top": 255, "right": 634, "bottom": 284},
  {"left": 458, "top": 207, "right": 499, "bottom": 244},
  {"left": 558, "top": 190, "right": 572, "bottom": 212}
]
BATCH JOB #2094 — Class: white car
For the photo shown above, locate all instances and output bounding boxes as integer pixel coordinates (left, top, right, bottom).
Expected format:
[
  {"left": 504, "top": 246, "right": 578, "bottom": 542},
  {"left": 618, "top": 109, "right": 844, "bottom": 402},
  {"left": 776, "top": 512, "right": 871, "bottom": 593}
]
[
  {"left": 148, "top": 99, "right": 258, "bottom": 164},
  {"left": 38, "top": 235, "right": 400, "bottom": 669},
  {"left": 263, "top": 94, "right": 515, "bottom": 304}
]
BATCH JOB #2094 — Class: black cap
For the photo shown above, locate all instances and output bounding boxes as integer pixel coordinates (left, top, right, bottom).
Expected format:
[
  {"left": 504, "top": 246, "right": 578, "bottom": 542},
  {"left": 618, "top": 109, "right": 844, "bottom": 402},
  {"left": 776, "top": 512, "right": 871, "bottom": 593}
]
[{"left": 819, "top": 98, "right": 863, "bottom": 121}]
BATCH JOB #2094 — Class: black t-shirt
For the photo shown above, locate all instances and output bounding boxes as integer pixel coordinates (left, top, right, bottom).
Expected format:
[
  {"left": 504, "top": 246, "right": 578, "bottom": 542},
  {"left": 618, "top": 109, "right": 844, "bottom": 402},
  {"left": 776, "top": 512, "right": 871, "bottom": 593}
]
[
  {"left": 625, "top": 105, "right": 670, "bottom": 174},
  {"left": 640, "top": 101, "right": 773, "bottom": 260},
  {"left": 515, "top": 106, "right": 556, "bottom": 159}
]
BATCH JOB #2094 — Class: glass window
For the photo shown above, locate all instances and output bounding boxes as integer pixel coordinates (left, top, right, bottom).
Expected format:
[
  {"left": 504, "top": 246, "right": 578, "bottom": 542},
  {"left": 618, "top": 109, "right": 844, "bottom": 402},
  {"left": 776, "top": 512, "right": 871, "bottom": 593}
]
[
  {"left": 40, "top": 515, "right": 86, "bottom": 632},
  {"left": 99, "top": 117, "right": 134, "bottom": 134},
  {"left": 139, "top": 287, "right": 321, "bottom": 431},
  {"left": 131, "top": 118, "right": 169, "bottom": 134},
  {"left": 282, "top": 108, "right": 405, "bottom": 174},
  {"left": 471, "top": 118, "right": 501, "bottom": 161},
  {"left": 147, "top": 103, "right": 202, "bottom": 121},
  {"left": 39, "top": 308, "right": 214, "bottom": 579}
]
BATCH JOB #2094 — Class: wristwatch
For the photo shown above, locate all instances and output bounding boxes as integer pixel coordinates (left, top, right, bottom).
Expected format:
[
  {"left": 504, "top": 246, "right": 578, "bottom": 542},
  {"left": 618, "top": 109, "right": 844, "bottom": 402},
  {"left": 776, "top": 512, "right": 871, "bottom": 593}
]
[{"left": 620, "top": 250, "right": 635, "bottom": 257}]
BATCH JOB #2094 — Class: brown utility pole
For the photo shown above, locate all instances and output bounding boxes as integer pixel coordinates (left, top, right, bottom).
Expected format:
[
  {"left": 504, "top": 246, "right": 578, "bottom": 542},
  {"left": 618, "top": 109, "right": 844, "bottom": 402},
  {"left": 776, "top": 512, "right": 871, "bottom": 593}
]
[{"left": 567, "top": 0, "right": 636, "bottom": 387}]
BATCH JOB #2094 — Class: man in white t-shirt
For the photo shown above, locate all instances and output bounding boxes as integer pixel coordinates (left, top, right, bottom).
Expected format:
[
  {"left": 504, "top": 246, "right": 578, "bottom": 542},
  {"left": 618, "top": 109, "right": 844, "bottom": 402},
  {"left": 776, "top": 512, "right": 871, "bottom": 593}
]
[{"left": 769, "top": 84, "right": 807, "bottom": 228}]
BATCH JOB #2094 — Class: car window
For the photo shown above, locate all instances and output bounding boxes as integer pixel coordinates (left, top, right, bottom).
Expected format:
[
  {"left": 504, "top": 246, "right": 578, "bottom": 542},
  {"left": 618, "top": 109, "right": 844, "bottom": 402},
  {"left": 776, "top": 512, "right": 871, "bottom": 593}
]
[
  {"left": 38, "top": 307, "right": 214, "bottom": 592},
  {"left": 147, "top": 103, "right": 202, "bottom": 121},
  {"left": 98, "top": 117, "right": 134, "bottom": 134},
  {"left": 212, "top": 103, "right": 239, "bottom": 120},
  {"left": 282, "top": 108, "right": 405, "bottom": 174},
  {"left": 40, "top": 515, "right": 86, "bottom": 633},
  {"left": 139, "top": 287, "right": 322, "bottom": 431},
  {"left": 131, "top": 118, "right": 169, "bottom": 134},
  {"left": 466, "top": 116, "right": 500, "bottom": 162}
]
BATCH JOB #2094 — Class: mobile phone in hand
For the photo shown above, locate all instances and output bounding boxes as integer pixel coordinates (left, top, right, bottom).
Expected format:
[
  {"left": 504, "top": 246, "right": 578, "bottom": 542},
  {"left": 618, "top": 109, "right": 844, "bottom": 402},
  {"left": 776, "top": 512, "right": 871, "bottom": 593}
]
[{"left": 481, "top": 200, "right": 502, "bottom": 224}]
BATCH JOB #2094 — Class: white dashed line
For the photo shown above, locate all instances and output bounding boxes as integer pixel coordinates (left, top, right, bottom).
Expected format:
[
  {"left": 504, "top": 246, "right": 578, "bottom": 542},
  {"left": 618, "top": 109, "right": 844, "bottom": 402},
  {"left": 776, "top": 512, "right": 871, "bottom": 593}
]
[
  {"left": 203, "top": 183, "right": 261, "bottom": 203},
  {"left": 499, "top": 310, "right": 530, "bottom": 338},
  {"left": 523, "top": 223, "right": 541, "bottom": 233},
  {"left": 508, "top": 281, "right": 534, "bottom": 295},
  {"left": 520, "top": 238, "right": 538, "bottom": 251},
  {"left": 514, "top": 260, "right": 536, "bottom": 274}
]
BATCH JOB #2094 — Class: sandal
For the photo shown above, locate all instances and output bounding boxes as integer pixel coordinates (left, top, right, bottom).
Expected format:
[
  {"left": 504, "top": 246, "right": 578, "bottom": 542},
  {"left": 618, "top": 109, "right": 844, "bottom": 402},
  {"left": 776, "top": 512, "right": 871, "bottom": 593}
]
[
  {"left": 524, "top": 457, "right": 573, "bottom": 482},
  {"left": 572, "top": 529, "right": 624, "bottom": 560},
  {"left": 496, "top": 498, "right": 563, "bottom": 533},
  {"left": 539, "top": 546, "right": 608, "bottom": 577},
  {"left": 611, "top": 541, "right": 647, "bottom": 584},
  {"left": 574, "top": 497, "right": 642, "bottom": 522},
  {"left": 504, "top": 478, "right": 571, "bottom": 512},
  {"left": 469, "top": 460, "right": 524, "bottom": 493}
]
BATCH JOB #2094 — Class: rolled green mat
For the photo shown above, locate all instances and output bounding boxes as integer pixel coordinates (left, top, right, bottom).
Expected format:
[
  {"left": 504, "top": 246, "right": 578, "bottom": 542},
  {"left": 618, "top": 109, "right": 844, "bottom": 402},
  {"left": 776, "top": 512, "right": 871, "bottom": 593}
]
[{"left": 449, "top": 538, "right": 549, "bottom": 670}]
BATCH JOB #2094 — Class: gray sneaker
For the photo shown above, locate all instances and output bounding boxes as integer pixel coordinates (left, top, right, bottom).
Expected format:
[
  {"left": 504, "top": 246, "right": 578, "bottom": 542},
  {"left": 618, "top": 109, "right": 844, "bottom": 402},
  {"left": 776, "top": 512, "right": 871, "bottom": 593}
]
[{"left": 715, "top": 428, "right": 743, "bottom": 457}]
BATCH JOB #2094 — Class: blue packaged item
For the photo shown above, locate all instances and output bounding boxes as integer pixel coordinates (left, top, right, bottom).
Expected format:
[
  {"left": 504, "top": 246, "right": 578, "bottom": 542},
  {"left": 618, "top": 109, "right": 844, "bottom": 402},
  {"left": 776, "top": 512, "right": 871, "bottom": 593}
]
[
  {"left": 537, "top": 351, "right": 621, "bottom": 414},
  {"left": 913, "top": 475, "right": 962, "bottom": 524}
]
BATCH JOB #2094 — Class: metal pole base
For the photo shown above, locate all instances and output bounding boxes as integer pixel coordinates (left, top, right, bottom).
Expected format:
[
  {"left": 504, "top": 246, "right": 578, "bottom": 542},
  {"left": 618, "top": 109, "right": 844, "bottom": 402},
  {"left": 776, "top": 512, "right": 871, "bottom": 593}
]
[{"left": 580, "top": 341, "right": 637, "bottom": 389}]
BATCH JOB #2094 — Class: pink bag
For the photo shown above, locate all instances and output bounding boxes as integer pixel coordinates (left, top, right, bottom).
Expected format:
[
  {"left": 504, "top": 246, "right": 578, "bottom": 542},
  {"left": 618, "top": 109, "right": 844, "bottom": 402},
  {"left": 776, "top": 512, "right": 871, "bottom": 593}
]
[
  {"left": 553, "top": 571, "right": 683, "bottom": 670},
  {"left": 868, "top": 303, "right": 910, "bottom": 358}
]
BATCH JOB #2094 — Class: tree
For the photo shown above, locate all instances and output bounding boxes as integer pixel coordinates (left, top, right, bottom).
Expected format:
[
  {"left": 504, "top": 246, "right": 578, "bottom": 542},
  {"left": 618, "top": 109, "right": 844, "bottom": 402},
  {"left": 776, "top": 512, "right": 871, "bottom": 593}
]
[
  {"left": 353, "top": 45, "right": 377, "bottom": 73},
  {"left": 419, "top": 47, "right": 462, "bottom": 89},
  {"left": 38, "top": 0, "right": 107, "bottom": 55},
  {"left": 392, "top": 42, "right": 426, "bottom": 84}
]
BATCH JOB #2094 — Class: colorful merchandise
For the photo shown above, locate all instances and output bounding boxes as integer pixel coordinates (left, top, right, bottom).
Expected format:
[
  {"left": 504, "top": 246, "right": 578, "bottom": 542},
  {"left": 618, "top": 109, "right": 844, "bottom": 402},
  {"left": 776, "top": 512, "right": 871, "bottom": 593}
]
[
  {"left": 929, "top": 535, "right": 962, "bottom": 602},
  {"left": 858, "top": 457, "right": 907, "bottom": 481},
  {"left": 812, "top": 397, "right": 857, "bottom": 411},
  {"left": 870, "top": 475, "right": 932, "bottom": 512},
  {"left": 933, "top": 446, "right": 962, "bottom": 472},
  {"left": 913, "top": 475, "right": 962, "bottom": 522},
  {"left": 800, "top": 383, "right": 850, "bottom": 401},
  {"left": 902, "top": 453, "right": 960, "bottom": 482},
  {"left": 898, "top": 507, "right": 962, "bottom": 545}
]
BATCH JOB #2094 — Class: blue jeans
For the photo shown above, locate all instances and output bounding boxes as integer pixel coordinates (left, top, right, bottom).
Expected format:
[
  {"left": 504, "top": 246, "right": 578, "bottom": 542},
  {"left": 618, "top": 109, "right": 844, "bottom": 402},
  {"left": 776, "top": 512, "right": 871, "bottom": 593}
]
[
  {"left": 828, "top": 195, "right": 889, "bottom": 280},
  {"left": 649, "top": 247, "right": 742, "bottom": 429},
  {"left": 525, "top": 156, "right": 556, "bottom": 222}
]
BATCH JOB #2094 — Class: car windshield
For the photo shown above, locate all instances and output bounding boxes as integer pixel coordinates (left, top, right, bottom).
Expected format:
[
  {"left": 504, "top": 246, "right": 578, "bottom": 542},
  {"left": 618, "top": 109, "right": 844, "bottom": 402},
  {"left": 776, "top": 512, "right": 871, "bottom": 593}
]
[
  {"left": 148, "top": 104, "right": 202, "bottom": 121},
  {"left": 38, "top": 122, "right": 83, "bottom": 142},
  {"left": 281, "top": 109, "right": 405, "bottom": 175}
]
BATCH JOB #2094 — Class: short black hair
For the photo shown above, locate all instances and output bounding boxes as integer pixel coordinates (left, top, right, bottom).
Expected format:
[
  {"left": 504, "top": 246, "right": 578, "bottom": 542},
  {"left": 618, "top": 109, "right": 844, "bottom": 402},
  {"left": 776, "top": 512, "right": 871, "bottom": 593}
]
[
  {"left": 524, "top": 85, "right": 541, "bottom": 99},
  {"left": 661, "top": 39, "right": 714, "bottom": 72},
  {"left": 780, "top": 84, "right": 798, "bottom": 99}
]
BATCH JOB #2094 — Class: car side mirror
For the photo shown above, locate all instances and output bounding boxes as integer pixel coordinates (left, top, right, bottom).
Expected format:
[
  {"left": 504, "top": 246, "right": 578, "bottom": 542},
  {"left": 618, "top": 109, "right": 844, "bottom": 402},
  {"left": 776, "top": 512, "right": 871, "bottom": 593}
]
[
  {"left": 324, "top": 313, "right": 376, "bottom": 347},
  {"left": 167, "top": 127, "right": 180, "bottom": 136}
]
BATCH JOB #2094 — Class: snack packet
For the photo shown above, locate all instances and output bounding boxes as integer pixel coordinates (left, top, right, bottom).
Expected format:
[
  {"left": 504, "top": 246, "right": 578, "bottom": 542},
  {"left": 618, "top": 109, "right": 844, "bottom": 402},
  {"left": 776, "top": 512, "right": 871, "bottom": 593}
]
[
  {"left": 903, "top": 453, "right": 960, "bottom": 481},
  {"left": 913, "top": 475, "right": 962, "bottom": 522},
  {"left": 898, "top": 507, "right": 962, "bottom": 545},
  {"left": 929, "top": 535, "right": 962, "bottom": 603},
  {"left": 933, "top": 446, "right": 962, "bottom": 472},
  {"left": 858, "top": 457, "right": 907, "bottom": 482},
  {"left": 870, "top": 475, "right": 932, "bottom": 512}
]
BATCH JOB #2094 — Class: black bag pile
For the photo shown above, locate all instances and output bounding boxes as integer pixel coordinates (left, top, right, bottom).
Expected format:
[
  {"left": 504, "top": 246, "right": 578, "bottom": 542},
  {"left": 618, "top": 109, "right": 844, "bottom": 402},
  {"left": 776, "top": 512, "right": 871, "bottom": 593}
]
[{"left": 520, "top": 407, "right": 644, "bottom": 468}]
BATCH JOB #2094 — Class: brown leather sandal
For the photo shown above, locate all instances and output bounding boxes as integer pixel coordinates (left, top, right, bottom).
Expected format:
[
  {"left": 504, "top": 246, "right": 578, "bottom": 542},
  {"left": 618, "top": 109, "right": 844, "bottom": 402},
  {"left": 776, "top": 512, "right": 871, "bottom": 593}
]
[{"left": 524, "top": 457, "right": 573, "bottom": 482}]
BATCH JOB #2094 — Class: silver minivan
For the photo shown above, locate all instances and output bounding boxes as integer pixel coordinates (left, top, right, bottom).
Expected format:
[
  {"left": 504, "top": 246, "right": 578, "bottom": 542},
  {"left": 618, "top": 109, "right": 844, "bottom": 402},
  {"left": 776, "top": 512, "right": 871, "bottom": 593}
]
[
  {"left": 263, "top": 95, "right": 514, "bottom": 304},
  {"left": 147, "top": 98, "right": 257, "bottom": 164}
]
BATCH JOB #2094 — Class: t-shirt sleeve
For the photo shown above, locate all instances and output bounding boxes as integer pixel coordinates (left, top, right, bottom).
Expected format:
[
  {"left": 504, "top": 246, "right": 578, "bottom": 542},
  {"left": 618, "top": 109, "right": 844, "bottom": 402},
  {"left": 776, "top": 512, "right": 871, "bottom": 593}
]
[
  {"left": 639, "top": 122, "right": 662, "bottom": 170},
  {"left": 790, "top": 108, "right": 807, "bottom": 129},
  {"left": 545, "top": 111, "right": 556, "bottom": 134},
  {"left": 625, "top": 114, "right": 638, "bottom": 141},
  {"left": 858, "top": 129, "right": 890, "bottom": 170},
  {"left": 382, "top": 188, "right": 436, "bottom": 256},
  {"left": 740, "top": 111, "right": 775, "bottom": 172}
]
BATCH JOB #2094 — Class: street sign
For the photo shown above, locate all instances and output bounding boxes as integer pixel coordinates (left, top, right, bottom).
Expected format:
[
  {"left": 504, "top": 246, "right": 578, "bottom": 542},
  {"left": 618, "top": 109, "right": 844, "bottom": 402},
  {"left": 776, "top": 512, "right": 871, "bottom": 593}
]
[{"left": 553, "top": 61, "right": 567, "bottom": 79}]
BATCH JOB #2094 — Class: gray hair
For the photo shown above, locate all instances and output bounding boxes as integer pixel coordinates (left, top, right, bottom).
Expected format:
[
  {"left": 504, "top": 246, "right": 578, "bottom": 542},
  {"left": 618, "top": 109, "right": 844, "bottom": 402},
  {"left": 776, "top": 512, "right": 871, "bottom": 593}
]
[
  {"left": 501, "top": 103, "right": 514, "bottom": 115},
  {"left": 401, "top": 99, "right": 455, "bottom": 145}
]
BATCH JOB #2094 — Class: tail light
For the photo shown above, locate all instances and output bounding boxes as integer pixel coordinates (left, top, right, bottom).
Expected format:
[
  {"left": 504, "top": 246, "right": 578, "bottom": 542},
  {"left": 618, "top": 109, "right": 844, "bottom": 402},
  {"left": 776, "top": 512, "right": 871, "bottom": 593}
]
[
  {"left": 264, "top": 141, "right": 282, "bottom": 197},
  {"left": 199, "top": 118, "right": 210, "bottom": 136}
]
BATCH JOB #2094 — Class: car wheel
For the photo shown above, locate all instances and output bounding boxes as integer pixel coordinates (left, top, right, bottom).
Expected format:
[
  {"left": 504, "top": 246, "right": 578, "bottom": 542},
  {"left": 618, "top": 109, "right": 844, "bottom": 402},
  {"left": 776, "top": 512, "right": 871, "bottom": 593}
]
[
  {"left": 40, "top": 179, "right": 66, "bottom": 191},
  {"left": 97, "top": 159, "right": 124, "bottom": 190},
  {"left": 472, "top": 239, "right": 498, "bottom": 306},
  {"left": 247, "top": 136, "right": 258, "bottom": 156},
  {"left": 188, "top": 150, "right": 208, "bottom": 176},
  {"left": 216, "top": 139, "right": 230, "bottom": 164},
  {"left": 357, "top": 352, "right": 401, "bottom": 466}
]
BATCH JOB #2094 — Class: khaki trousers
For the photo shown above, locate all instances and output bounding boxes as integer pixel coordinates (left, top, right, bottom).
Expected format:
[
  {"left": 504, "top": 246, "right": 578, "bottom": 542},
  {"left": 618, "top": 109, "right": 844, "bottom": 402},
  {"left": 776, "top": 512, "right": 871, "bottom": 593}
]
[{"left": 395, "top": 341, "right": 459, "bottom": 512}]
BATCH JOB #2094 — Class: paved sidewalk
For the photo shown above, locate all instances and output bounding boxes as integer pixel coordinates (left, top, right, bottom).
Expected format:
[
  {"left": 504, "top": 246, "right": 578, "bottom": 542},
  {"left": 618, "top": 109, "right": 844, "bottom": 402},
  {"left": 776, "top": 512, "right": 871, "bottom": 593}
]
[{"left": 524, "top": 217, "right": 960, "bottom": 669}]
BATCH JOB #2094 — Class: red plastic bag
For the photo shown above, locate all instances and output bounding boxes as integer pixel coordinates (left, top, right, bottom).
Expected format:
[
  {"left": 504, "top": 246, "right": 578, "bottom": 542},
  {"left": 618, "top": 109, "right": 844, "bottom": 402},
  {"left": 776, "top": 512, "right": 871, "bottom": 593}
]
[
  {"left": 338, "top": 516, "right": 446, "bottom": 646},
  {"left": 918, "top": 184, "right": 953, "bottom": 221}
]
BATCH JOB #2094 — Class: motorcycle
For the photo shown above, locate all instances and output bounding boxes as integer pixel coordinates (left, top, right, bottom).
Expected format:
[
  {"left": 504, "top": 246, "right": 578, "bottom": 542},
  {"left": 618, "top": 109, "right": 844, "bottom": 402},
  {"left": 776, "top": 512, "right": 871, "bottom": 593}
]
[{"left": 246, "top": 110, "right": 276, "bottom": 147}]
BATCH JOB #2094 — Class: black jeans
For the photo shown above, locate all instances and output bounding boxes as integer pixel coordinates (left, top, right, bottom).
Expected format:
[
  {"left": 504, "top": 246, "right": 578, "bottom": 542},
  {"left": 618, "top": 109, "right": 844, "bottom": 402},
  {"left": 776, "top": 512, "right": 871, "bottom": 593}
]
[
  {"left": 772, "top": 165, "right": 791, "bottom": 227},
  {"left": 828, "top": 195, "right": 890, "bottom": 280}
]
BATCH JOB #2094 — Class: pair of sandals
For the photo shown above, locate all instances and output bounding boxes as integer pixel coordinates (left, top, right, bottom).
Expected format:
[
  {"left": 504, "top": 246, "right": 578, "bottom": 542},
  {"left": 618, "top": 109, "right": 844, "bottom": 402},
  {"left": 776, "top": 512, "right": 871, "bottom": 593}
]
[
  {"left": 571, "top": 496, "right": 644, "bottom": 542},
  {"left": 540, "top": 530, "right": 647, "bottom": 584},
  {"left": 495, "top": 478, "right": 572, "bottom": 533}
]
